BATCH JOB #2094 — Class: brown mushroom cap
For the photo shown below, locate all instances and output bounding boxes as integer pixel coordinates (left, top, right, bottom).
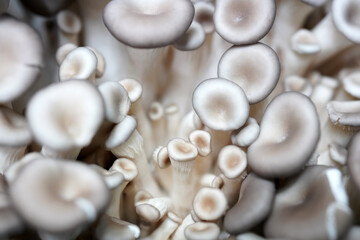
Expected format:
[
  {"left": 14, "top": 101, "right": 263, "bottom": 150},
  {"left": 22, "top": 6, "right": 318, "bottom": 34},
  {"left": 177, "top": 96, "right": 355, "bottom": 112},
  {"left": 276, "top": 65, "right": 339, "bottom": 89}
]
[
  {"left": 218, "top": 43, "right": 280, "bottom": 104},
  {"left": 223, "top": 173, "right": 275, "bottom": 235},
  {"left": 103, "top": 0, "right": 195, "bottom": 48},
  {"left": 332, "top": 0, "right": 360, "bottom": 44},
  {"left": 247, "top": 92, "right": 320, "bottom": 178},
  {"left": 8, "top": 158, "right": 110, "bottom": 233},
  {"left": 0, "top": 15, "right": 43, "bottom": 103},
  {"left": 214, "top": 0, "right": 276, "bottom": 45},
  {"left": 192, "top": 78, "right": 249, "bottom": 131},
  {"left": 264, "top": 166, "right": 353, "bottom": 240}
]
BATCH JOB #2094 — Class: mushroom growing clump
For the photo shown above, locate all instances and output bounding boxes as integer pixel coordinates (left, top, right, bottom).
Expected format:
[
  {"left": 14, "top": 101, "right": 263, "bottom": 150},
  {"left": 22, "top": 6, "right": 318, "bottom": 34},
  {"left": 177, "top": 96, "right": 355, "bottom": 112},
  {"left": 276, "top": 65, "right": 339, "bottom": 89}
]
[{"left": 2, "top": 0, "right": 360, "bottom": 239}]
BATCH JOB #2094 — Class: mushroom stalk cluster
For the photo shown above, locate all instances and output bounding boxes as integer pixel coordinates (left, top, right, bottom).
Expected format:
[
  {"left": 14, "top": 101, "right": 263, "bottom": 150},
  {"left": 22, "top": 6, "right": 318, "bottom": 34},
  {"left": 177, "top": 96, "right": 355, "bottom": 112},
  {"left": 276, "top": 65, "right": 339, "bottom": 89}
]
[{"left": 2, "top": 0, "right": 360, "bottom": 239}]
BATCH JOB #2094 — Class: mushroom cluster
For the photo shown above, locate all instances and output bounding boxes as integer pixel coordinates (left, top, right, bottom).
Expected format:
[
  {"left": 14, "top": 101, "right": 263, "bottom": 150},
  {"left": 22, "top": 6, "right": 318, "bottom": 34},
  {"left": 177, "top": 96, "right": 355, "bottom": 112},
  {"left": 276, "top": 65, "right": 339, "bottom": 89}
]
[{"left": 1, "top": 0, "right": 360, "bottom": 239}]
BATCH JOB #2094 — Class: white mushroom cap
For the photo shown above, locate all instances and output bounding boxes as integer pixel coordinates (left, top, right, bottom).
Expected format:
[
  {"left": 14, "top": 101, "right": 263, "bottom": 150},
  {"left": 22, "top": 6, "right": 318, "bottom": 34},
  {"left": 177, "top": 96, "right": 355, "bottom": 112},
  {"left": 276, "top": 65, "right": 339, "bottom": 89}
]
[
  {"left": 327, "top": 101, "right": 360, "bottom": 126},
  {"left": 86, "top": 47, "right": 106, "bottom": 78},
  {"left": 174, "top": 21, "right": 206, "bottom": 51},
  {"left": 332, "top": 0, "right": 360, "bottom": 44},
  {"left": 189, "top": 130, "right": 211, "bottom": 157},
  {"left": 26, "top": 80, "right": 105, "bottom": 151},
  {"left": 214, "top": 0, "right": 276, "bottom": 45},
  {"left": 193, "top": 187, "right": 227, "bottom": 221},
  {"left": 135, "top": 197, "right": 170, "bottom": 223},
  {"left": 156, "top": 146, "right": 171, "bottom": 169},
  {"left": 8, "top": 158, "right": 110, "bottom": 233},
  {"left": 342, "top": 71, "right": 360, "bottom": 98},
  {"left": 105, "top": 116, "right": 137, "bottom": 150},
  {"left": 184, "top": 222, "right": 220, "bottom": 240},
  {"left": 0, "top": 107, "right": 32, "bottom": 147},
  {"left": 291, "top": 29, "right": 321, "bottom": 55},
  {"left": 59, "top": 47, "right": 98, "bottom": 82},
  {"left": 110, "top": 158, "right": 138, "bottom": 182},
  {"left": 118, "top": 78, "right": 143, "bottom": 103},
  {"left": 0, "top": 15, "right": 43, "bottom": 103},
  {"left": 283, "top": 75, "right": 313, "bottom": 96},
  {"left": 248, "top": 92, "right": 320, "bottom": 178},
  {"left": 168, "top": 138, "right": 198, "bottom": 164},
  {"left": 192, "top": 78, "right": 249, "bottom": 131},
  {"left": 218, "top": 145, "right": 247, "bottom": 179},
  {"left": 103, "top": 0, "right": 195, "bottom": 48},
  {"left": 218, "top": 43, "right": 280, "bottom": 104},
  {"left": 98, "top": 81, "right": 131, "bottom": 123},
  {"left": 231, "top": 117, "right": 260, "bottom": 147},
  {"left": 194, "top": 1, "right": 215, "bottom": 34},
  {"left": 56, "top": 10, "right": 82, "bottom": 35},
  {"left": 56, "top": 43, "right": 77, "bottom": 65}
]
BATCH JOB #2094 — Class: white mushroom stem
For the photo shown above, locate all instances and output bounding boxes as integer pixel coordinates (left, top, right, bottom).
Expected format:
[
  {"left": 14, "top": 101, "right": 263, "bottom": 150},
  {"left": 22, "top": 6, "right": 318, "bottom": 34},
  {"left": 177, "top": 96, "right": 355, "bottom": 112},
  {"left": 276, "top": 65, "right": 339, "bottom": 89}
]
[
  {"left": 168, "top": 138, "right": 199, "bottom": 217},
  {"left": 178, "top": 111, "right": 204, "bottom": 140},
  {"left": 146, "top": 212, "right": 182, "bottom": 240},
  {"left": 149, "top": 102, "right": 166, "bottom": 147},
  {"left": 135, "top": 197, "right": 172, "bottom": 223},
  {"left": 153, "top": 146, "right": 173, "bottom": 194},
  {"left": 172, "top": 213, "right": 196, "bottom": 240},
  {"left": 56, "top": 10, "right": 82, "bottom": 46},
  {"left": 165, "top": 104, "right": 181, "bottom": 140}
]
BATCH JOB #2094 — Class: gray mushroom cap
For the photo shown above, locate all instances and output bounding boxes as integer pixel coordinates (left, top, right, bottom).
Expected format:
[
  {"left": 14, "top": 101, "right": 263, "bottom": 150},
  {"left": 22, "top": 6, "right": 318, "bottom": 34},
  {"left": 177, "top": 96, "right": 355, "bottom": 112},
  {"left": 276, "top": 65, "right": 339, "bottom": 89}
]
[
  {"left": 103, "top": 0, "right": 195, "bottom": 48},
  {"left": 264, "top": 166, "right": 353, "bottom": 240},
  {"left": 248, "top": 92, "right": 320, "bottom": 178},
  {"left": 223, "top": 173, "right": 275, "bottom": 235}
]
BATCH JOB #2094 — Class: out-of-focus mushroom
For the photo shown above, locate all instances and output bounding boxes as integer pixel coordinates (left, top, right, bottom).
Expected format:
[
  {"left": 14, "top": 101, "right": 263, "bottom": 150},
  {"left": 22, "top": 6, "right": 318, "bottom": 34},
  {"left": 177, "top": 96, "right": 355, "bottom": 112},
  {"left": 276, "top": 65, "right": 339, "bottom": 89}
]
[
  {"left": 264, "top": 166, "right": 352, "bottom": 240},
  {"left": 103, "top": 0, "right": 195, "bottom": 48},
  {"left": 231, "top": 117, "right": 260, "bottom": 148},
  {"left": 193, "top": 1, "right": 215, "bottom": 34},
  {"left": 184, "top": 222, "right": 220, "bottom": 240},
  {"left": 283, "top": 75, "right": 313, "bottom": 96},
  {"left": 56, "top": 10, "right": 82, "bottom": 46},
  {"left": 174, "top": 21, "right": 206, "bottom": 51},
  {"left": 218, "top": 43, "right": 280, "bottom": 104},
  {"left": 26, "top": 80, "right": 104, "bottom": 159},
  {"left": 8, "top": 158, "right": 110, "bottom": 240},
  {"left": 224, "top": 173, "right": 275, "bottom": 235},
  {"left": 135, "top": 196, "right": 172, "bottom": 223},
  {"left": 0, "top": 15, "right": 43, "bottom": 104},
  {"left": 342, "top": 71, "right": 360, "bottom": 99},
  {"left": 146, "top": 212, "right": 182, "bottom": 240},
  {"left": 96, "top": 215, "right": 140, "bottom": 240},
  {"left": 248, "top": 92, "right": 320, "bottom": 178},
  {"left": 20, "top": 0, "right": 72, "bottom": 16},
  {"left": 189, "top": 130, "right": 212, "bottom": 176},
  {"left": 291, "top": 28, "right": 321, "bottom": 55},
  {"left": 0, "top": 0, "right": 9, "bottom": 14},
  {"left": 214, "top": 0, "right": 276, "bottom": 45},
  {"left": 56, "top": 43, "right": 77, "bottom": 65}
]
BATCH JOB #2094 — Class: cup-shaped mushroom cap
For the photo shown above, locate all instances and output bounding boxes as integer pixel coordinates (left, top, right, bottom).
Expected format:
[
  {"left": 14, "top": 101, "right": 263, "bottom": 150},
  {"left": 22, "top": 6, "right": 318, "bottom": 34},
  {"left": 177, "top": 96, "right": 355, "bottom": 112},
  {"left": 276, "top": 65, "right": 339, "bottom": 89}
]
[
  {"left": 168, "top": 138, "right": 198, "bottom": 163},
  {"left": 20, "top": 0, "right": 72, "bottom": 16},
  {"left": 174, "top": 21, "right": 206, "bottom": 51},
  {"left": 0, "top": 15, "right": 43, "bottom": 103},
  {"left": 189, "top": 130, "right": 211, "bottom": 157},
  {"left": 231, "top": 117, "right": 260, "bottom": 147},
  {"left": 347, "top": 132, "right": 360, "bottom": 190},
  {"left": 264, "top": 166, "right": 352, "bottom": 240},
  {"left": 56, "top": 43, "right": 77, "bottom": 65},
  {"left": 218, "top": 145, "right": 247, "bottom": 179},
  {"left": 59, "top": 47, "right": 98, "bottom": 82},
  {"left": 327, "top": 101, "right": 360, "bottom": 126},
  {"left": 56, "top": 10, "right": 82, "bottom": 35},
  {"left": 192, "top": 78, "right": 249, "bottom": 131},
  {"left": 110, "top": 158, "right": 138, "bottom": 182},
  {"left": 98, "top": 81, "right": 131, "bottom": 123},
  {"left": 8, "top": 158, "right": 110, "bottom": 233},
  {"left": 103, "top": 0, "right": 195, "bottom": 48},
  {"left": 87, "top": 47, "right": 106, "bottom": 78},
  {"left": 193, "top": 187, "right": 227, "bottom": 221},
  {"left": 214, "top": 0, "right": 276, "bottom": 45},
  {"left": 284, "top": 75, "right": 312, "bottom": 96},
  {"left": 118, "top": 78, "right": 143, "bottom": 103},
  {"left": 0, "top": 107, "right": 32, "bottom": 147},
  {"left": 105, "top": 116, "right": 137, "bottom": 149},
  {"left": 218, "top": 43, "right": 280, "bottom": 104},
  {"left": 247, "top": 92, "right": 320, "bottom": 178},
  {"left": 156, "top": 146, "right": 171, "bottom": 169},
  {"left": 91, "top": 165, "right": 124, "bottom": 190},
  {"left": 135, "top": 197, "right": 169, "bottom": 222},
  {"left": 224, "top": 173, "right": 275, "bottom": 235},
  {"left": 194, "top": 1, "right": 215, "bottom": 34},
  {"left": 342, "top": 72, "right": 360, "bottom": 98},
  {"left": 184, "top": 222, "right": 220, "bottom": 240},
  {"left": 26, "top": 80, "right": 105, "bottom": 151},
  {"left": 291, "top": 29, "right": 321, "bottom": 55},
  {"left": 332, "top": 0, "right": 360, "bottom": 44}
]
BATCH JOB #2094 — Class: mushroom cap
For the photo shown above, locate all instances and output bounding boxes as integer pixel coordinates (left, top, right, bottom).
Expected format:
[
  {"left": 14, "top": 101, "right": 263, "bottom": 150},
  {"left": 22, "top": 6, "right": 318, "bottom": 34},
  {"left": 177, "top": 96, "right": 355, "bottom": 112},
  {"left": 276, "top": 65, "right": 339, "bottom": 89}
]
[
  {"left": 283, "top": 75, "right": 312, "bottom": 96},
  {"left": 0, "top": 15, "right": 43, "bottom": 103},
  {"left": 194, "top": 1, "right": 215, "bottom": 34},
  {"left": 26, "top": 80, "right": 105, "bottom": 151},
  {"left": 218, "top": 43, "right": 280, "bottom": 104},
  {"left": 223, "top": 173, "right": 275, "bottom": 235},
  {"left": 231, "top": 117, "right": 260, "bottom": 147},
  {"left": 291, "top": 29, "right": 321, "bottom": 55},
  {"left": 184, "top": 222, "right": 220, "bottom": 240},
  {"left": 192, "top": 78, "right": 249, "bottom": 131},
  {"left": 264, "top": 166, "right": 352, "bottom": 240},
  {"left": 247, "top": 92, "right": 320, "bottom": 178},
  {"left": 8, "top": 158, "right": 110, "bottom": 233},
  {"left": 98, "top": 81, "right": 131, "bottom": 123},
  {"left": 103, "top": 0, "right": 195, "bottom": 48},
  {"left": 59, "top": 47, "right": 98, "bottom": 82},
  {"left": 347, "top": 132, "right": 360, "bottom": 190},
  {"left": 327, "top": 101, "right": 360, "bottom": 126},
  {"left": 167, "top": 138, "right": 198, "bottom": 162},
  {"left": 56, "top": 10, "right": 82, "bottom": 35},
  {"left": 189, "top": 130, "right": 211, "bottom": 157},
  {"left": 174, "top": 21, "right": 206, "bottom": 51},
  {"left": 332, "top": 0, "right": 360, "bottom": 44},
  {"left": 110, "top": 158, "right": 138, "bottom": 182},
  {"left": 56, "top": 43, "right": 77, "bottom": 65},
  {"left": 193, "top": 187, "right": 227, "bottom": 221},
  {"left": 118, "top": 78, "right": 143, "bottom": 103},
  {"left": 20, "top": 0, "right": 72, "bottom": 16},
  {"left": 342, "top": 71, "right": 360, "bottom": 98},
  {"left": 105, "top": 116, "right": 137, "bottom": 149},
  {"left": 214, "top": 0, "right": 276, "bottom": 45},
  {"left": 0, "top": 107, "right": 32, "bottom": 147},
  {"left": 217, "top": 145, "right": 247, "bottom": 179}
]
